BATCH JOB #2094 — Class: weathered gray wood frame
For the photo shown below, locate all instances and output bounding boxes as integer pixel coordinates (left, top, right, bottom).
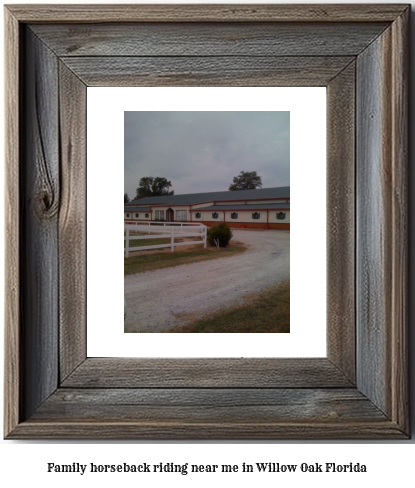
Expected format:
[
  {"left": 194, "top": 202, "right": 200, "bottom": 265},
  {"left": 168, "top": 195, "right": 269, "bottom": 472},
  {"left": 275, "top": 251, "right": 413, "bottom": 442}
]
[{"left": 4, "top": 4, "right": 409, "bottom": 439}]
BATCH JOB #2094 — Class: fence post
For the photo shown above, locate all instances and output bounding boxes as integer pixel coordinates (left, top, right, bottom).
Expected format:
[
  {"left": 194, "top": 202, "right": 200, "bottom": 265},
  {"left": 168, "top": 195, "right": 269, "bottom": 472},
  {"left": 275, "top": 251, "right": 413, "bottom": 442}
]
[
  {"left": 171, "top": 226, "right": 174, "bottom": 252},
  {"left": 204, "top": 226, "right": 207, "bottom": 248},
  {"left": 125, "top": 227, "right": 129, "bottom": 258}
]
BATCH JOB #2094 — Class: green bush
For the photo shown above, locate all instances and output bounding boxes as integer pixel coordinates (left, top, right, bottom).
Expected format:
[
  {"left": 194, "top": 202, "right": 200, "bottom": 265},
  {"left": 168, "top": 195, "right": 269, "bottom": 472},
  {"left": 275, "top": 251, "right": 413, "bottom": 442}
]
[{"left": 207, "top": 223, "right": 233, "bottom": 247}]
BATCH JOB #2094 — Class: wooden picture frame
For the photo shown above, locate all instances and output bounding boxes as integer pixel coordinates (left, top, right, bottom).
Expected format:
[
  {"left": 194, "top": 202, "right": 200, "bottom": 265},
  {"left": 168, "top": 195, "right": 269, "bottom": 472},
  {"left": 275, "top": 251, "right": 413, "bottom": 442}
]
[{"left": 4, "top": 4, "right": 409, "bottom": 439}]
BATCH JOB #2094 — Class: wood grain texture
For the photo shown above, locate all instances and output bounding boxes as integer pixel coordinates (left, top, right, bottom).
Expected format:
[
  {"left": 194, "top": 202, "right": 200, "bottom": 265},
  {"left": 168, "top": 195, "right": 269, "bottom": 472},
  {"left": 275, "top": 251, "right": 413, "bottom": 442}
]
[
  {"left": 32, "top": 388, "right": 386, "bottom": 423},
  {"left": 4, "top": 5, "right": 410, "bottom": 440},
  {"left": 326, "top": 62, "right": 356, "bottom": 383},
  {"left": 6, "top": 4, "right": 409, "bottom": 23},
  {"left": 31, "top": 22, "right": 388, "bottom": 57},
  {"left": 4, "top": 6, "right": 21, "bottom": 438},
  {"left": 389, "top": 8, "right": 409, "bottom": 433},
  {"left": 7, "top": 421, "right": 407, "bottom": 440},
  {"left": 62, "top": 358, "right": 352, "bottom": 389},
  {"left": 21, "top": 28, "right": 60, "bottom": 420},
  {"left": 58, "top": 63, "right": 87, "bottom": 381},
  {"left": 356, "top": 27, "right": 394, "bottom": 417},
  {"left": 355, "top": 11, "right": 408, "bottom": 431},
  {"left": 61, "top": 56, "right": 354, "bottom": 87}
]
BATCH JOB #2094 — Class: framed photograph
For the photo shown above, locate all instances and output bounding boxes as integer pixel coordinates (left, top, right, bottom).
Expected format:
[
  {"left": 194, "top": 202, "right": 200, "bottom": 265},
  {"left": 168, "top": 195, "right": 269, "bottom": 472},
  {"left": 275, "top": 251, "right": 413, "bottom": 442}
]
[
  {"left": 87, "top": 86, "right": 326, "bottom": 359},
  {"left": 121, "top": 107, "right": 292, "bottom": 336},
  {"left": 4, "top": 4, "right": 409, "bottom": 439}
]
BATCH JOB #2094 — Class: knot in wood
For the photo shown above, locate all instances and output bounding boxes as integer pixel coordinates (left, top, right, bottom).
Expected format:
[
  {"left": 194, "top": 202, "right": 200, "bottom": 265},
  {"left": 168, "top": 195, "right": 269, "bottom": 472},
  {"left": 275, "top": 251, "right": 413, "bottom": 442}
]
[{"left": 36, "top": 188, "right": 59, "bottom": 219}]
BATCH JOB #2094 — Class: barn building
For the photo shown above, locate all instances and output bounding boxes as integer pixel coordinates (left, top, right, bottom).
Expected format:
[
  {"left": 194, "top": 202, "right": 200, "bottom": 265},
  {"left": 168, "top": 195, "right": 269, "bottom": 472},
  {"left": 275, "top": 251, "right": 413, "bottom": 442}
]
[{"left": 124, "top": 186, "right": 290, "bottom": 230}]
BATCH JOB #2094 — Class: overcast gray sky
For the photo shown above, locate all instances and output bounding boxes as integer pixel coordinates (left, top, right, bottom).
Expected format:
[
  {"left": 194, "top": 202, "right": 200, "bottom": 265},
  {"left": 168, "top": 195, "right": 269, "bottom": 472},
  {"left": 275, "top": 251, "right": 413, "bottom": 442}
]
[{"left": 124, "top": 111, "right": 290, "bottom": 200}]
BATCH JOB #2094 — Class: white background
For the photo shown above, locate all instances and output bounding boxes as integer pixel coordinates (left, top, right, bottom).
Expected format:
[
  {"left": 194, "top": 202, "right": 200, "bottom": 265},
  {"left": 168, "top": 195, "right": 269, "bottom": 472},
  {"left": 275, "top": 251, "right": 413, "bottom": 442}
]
[
  {"left": 87, "top": 86, "right": 326, "bottom": 357},
  {"left": 1, "top": 0, "right": 414, "bottom": 486}
]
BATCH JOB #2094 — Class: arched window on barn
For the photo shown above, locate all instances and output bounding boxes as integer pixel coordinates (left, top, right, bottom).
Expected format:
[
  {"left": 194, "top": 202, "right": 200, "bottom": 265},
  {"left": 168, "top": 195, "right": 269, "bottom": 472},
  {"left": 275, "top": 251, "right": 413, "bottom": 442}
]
[
  {"left": 212, "top": 212, "right": 219, "bottom": 219},
  {"left": 252, "top": 212, "right": 260, "bottom": 220},
  {"left": 277, "top": 212, "right": 286, "bottom": 220},
  {"left": 126, "top": 213, "right": 130, "bottom": 218},
  {"left": 135, "top": 213, "right": 139, "bottom": 218},
  {"left": 231, "top": 212, "right": 238, "bottom": 219},
  {"left": 195, "top": 212, "right": 201, "bottom": 218}
]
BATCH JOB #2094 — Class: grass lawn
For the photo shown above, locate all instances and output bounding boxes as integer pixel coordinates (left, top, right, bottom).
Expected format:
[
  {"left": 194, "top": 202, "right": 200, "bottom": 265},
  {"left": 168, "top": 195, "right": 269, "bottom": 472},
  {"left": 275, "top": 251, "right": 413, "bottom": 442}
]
[
  {"left": 125, "top": 238, "right": 171, "bottom": 248},
  {"left": 164, "top": 281, "right": 290, "bottom": 333},
  {"left": 124, "top": 241, "right": 248, "bottom": 275}
]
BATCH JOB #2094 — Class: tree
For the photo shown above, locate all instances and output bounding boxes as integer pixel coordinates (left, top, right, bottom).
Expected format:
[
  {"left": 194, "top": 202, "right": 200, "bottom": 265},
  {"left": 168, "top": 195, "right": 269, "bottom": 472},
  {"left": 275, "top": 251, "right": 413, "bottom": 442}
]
[
  {"left": 228, "top": 171, "right": 263, "bottom": 191},
  {"left": 135, "top": 176, "right": 174, "bottom": 199},
  {"left": 124, "top": 193, "right": 130, "bottom": 203}
]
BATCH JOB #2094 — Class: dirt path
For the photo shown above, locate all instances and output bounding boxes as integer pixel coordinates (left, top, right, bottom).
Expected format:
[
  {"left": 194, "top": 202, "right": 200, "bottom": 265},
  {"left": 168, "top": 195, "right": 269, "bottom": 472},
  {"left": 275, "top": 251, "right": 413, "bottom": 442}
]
[{"left": 124, "top": 230, "right": 290, "bottom": 332}]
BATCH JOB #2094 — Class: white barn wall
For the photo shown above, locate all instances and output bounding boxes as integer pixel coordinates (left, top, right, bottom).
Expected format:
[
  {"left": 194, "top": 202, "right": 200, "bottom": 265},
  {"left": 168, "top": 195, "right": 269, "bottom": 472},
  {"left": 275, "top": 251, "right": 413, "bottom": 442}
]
[
  {"left": 269, "top": 210, "right": 290, "bottom": 224},
  {"left": 191, "top": 209, "right": 290, "bottom": 227},
  {"left": 124, "top": 212, "right": 151, "bottom": 221},
  {"left": 125, "top": 206, "right": 290, "bottom": 226},
  {"left": 225, "top": 210, "right": 267, "bottom": 223},
  {"left": 196, "top": 212, "right": 225, "bottom": 223}
]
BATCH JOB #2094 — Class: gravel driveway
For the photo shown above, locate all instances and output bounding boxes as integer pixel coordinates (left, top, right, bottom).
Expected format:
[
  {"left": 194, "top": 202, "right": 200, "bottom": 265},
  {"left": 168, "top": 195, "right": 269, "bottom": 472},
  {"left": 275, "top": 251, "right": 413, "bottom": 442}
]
[{"left": 124, "top": 229, "right": 290, "bottom": 332}]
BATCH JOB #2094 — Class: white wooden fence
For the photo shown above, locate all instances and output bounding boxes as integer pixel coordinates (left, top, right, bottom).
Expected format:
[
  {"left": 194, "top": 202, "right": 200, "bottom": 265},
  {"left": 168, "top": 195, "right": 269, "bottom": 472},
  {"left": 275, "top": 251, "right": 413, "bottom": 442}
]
[{"left": 124, "top": 222, "right": 207, "bottom": 257}]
